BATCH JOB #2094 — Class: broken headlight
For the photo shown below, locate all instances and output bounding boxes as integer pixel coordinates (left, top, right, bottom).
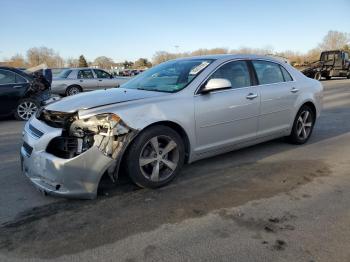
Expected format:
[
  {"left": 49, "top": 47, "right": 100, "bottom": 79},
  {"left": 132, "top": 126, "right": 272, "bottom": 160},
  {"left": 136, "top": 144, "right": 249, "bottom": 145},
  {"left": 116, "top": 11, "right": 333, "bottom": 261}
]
[{"left": 46, "top": 113, "right": 132, "bottom": 159}]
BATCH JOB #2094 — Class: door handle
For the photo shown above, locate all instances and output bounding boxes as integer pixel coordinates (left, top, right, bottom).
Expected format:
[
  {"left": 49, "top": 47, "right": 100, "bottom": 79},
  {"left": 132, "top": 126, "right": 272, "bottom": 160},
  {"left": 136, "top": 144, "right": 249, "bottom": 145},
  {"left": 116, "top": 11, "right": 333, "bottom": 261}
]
[
  {"left": 246, "top": 93, "right": 258, "bottom": 100},
  {"left": 13, "top": 85, "right": 22, "bottom": 89},
  {"left": 98, "top": 79, "right": 102, "bottom": 82},
  {"left": 79, "top": 79, "right": 83, "bottom": 82},
  {"left": 291, "top": 87, "right": 299, "bottom": 93}
]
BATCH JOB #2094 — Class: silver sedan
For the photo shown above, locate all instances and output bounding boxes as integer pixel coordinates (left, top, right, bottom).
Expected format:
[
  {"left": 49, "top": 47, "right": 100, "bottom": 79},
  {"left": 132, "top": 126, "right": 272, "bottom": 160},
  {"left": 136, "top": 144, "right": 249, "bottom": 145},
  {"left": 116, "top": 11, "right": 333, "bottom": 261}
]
[
  {"left": 21, "top": 54, "right": 323, "bottom": 199},
  {"left": 51, "top": 68, "right": 131, "bottom": 96}
]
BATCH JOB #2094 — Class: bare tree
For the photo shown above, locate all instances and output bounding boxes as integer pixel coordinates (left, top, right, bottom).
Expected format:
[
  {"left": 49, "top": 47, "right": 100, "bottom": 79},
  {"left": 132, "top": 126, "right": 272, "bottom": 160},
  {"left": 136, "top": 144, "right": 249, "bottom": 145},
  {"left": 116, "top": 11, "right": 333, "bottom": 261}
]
[
  {"left": 134, "top": 58, "right": 152, "bottom": 69},
  {"left": 319, "top": 30, "right": 349, "bottom": 50},
  {"left": 7, "top": 54, "right": 26, "bottom": 67},
  {"left": 26, "top": 47, "right": 64, "bottom": 67},
  {"left": 152, "top": 51, "right": 181, "bottom": 65},
  {"left": 93, "top": 56, "right": 114, "bottom": 69},
  {"left": 66, "top": 57, "right": 79, "bottom": 67}
]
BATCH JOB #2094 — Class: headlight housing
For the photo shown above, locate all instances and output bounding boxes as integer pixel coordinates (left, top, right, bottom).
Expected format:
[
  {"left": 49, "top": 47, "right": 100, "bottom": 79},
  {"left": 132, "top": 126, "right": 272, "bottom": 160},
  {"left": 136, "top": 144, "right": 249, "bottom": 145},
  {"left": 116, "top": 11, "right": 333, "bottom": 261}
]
[{"left": 46, "top": 113, "right": 133, "bottom": 159}]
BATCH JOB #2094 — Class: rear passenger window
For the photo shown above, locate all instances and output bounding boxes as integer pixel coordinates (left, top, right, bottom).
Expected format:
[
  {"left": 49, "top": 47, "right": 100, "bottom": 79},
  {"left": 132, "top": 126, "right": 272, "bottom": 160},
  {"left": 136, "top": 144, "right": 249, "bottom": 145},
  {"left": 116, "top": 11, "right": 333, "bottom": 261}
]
[
  {"left": 252, "top": 60, "right": 284, "bottom": 85},
  {"left": 280, "top": 66, "right": 293, "bottom": 82},
  {"left": 209, "top": 61, "right": 251, "bottom": 89},
  {"left": 0, "top": 70, "right": 16, "bottom": 84},
  {"left": 15, "top": 74, "right": 27, "bottom": 83},
  {"left": 78, "top": 69, "right": 94, "bottom": 79}
]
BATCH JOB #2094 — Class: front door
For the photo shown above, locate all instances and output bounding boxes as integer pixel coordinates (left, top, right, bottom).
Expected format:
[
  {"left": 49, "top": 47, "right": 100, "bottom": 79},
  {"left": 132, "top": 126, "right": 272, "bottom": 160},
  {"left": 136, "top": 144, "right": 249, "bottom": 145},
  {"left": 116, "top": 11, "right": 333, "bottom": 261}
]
[
  {"left": 194, "top": 60, "right": 260, "bottom": 154},
  {"left": 77, "top": 69, "right": 98, "bottom": 91},
  {"left": 93, "top": 69, "right": 117, "bottom": 89}
]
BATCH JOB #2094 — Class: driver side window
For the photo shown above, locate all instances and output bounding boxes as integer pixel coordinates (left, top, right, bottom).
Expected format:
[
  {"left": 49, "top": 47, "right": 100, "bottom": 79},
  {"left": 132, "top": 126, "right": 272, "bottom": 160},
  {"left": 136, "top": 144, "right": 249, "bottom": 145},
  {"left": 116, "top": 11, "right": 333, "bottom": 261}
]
[
  {"left": 94, "top": 69, "right": 111, "bottom": 79},
  {"left": 209, "top": 61, "right": 251, "bottom": 89}
]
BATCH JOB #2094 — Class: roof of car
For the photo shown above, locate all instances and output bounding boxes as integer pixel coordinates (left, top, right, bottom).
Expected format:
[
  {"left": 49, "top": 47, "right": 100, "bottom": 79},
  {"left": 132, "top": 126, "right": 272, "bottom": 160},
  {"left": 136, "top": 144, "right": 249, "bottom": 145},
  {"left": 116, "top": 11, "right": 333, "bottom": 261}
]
[
  {"left": 0, "top": 66, "right": 33, "bottom": 79},
  {"left": 67, "top": 67, "right": 107, "bottom": 70},
  {"left": 173, "top": 54, "right": 289, "bottom": 64}
]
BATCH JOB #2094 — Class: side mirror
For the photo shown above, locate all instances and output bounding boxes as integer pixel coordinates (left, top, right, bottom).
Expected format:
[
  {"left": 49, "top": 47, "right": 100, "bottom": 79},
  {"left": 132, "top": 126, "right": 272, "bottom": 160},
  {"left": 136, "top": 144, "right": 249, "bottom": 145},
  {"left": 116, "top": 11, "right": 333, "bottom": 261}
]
[
  {"left": 110, "top": 74, "right": 114, "bottom": 79},
  {"left": 201, "top": 78, "right": 231, "bottom": 94}
]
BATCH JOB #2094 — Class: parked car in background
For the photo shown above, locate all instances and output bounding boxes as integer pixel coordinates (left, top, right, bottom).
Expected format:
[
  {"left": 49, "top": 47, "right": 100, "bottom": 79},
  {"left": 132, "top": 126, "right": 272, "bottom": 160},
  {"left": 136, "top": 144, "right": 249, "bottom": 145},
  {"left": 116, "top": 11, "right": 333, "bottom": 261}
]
[
  {"left": 0, "top": 67, "right": 58, "bottom": 120},
  {"left": 51, "top": 68, "right": 66, "bottom": 77},
  {"left": 302, "top": 50, "right": 350, "bottom": 80},
  {"left": 21, "top": 54, "right": 323, "bottom": 199},
  {"left": 51, "top": 68, "right": 131, "bottom": 96}
]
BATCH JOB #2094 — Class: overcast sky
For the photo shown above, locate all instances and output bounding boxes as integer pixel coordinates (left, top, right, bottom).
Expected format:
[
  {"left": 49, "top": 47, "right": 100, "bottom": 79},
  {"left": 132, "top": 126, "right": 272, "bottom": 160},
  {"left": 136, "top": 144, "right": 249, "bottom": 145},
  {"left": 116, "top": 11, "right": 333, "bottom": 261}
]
[{"left": 1, "top": 0, "right": 349, "bottom": 62}]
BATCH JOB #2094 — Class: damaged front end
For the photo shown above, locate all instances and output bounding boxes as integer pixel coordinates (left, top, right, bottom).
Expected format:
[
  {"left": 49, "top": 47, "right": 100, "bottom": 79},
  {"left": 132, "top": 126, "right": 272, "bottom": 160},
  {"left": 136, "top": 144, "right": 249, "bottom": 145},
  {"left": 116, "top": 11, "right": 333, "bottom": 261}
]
[{"left": 37, "top": 109, "right": 138, "bottom": 183}]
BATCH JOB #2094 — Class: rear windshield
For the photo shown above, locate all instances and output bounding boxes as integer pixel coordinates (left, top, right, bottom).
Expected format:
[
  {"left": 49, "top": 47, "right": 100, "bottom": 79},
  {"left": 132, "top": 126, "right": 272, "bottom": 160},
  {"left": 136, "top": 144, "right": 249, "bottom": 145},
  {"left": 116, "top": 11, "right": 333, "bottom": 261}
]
[{"left": 56, "top": 69, "right": 72, "bottom": 78}]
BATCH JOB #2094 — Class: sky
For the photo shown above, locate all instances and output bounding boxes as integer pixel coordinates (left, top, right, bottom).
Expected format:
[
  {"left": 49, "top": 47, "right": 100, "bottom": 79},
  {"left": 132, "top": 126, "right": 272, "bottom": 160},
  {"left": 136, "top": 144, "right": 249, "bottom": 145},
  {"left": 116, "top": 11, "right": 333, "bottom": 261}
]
[{"left": 0, "top": 0, "right": 349, "bottom": 62}]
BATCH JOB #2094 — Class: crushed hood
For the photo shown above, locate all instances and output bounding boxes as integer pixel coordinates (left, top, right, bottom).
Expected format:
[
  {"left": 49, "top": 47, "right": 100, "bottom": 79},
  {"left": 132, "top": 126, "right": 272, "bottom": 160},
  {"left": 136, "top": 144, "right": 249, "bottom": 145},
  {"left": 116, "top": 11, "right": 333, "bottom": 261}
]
[{"left": 45, "top": 88, "right": 167, "bottom": 113}]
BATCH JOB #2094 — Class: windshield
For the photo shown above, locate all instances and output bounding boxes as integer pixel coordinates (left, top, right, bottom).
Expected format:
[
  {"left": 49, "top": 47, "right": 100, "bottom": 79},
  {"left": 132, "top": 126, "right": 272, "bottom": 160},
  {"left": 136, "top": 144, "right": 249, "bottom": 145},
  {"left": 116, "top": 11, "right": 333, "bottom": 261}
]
[
  {"left": 122, "top": 59, "right": 213, "bottom": 92},
  {"left": 56, "top": 69, "right": 72, "bottom": 78}
]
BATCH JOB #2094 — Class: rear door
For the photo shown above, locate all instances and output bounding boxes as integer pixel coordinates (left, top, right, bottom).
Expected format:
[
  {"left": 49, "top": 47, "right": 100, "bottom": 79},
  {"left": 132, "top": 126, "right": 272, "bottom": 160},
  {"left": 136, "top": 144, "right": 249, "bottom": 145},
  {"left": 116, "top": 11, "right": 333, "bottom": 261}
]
[
  {"left": 93, "top": 69, "right": 118, "bottom": 89},
  {"left": 251, "top": 60, "right": 298, "bottom": 137},
  {"left": 77, "top": 69, "right": 98, "bottom": 91},
  {"left": 194, "top": 60, "right": 260, "bottom": 153},
  {"left": 0, "top": 69, "right": 28, "bottom": 115}
]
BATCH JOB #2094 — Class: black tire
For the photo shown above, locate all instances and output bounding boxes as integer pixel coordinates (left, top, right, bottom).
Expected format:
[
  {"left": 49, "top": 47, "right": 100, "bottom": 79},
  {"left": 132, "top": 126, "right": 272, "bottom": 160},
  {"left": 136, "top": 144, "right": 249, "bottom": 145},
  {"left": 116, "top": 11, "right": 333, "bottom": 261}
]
[
  {"left": 125, "top": 125, "right": 185, "bottom": 189},
  {"left": 347, "top": 71, "right": 350, "bottom": 79},
  {"left": 287, "top": 105, "right": 315, "bottom": 145},
  {"left": 14, "top": 98, "right": 40, "bottom": 121},
  {"left": 325, "top": 75, "right": 331, "bottom": 80},
  {"left": 65, "top": 85, "right": 82, "bottom": 96},
  {"left": 314, "top": 72, "right": 322, "bottom": 81}
]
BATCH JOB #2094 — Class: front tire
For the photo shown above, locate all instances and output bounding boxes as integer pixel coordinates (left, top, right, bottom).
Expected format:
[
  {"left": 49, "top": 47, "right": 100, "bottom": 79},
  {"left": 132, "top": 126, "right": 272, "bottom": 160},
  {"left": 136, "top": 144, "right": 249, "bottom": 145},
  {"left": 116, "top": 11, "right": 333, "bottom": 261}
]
[
  {"left": 287, "top": 105, "right": 315, "bottom": 144},
  {"left": 125, "top": 126, "right": 185, "bottom": 189},
  {"left": 14, "top": 98, "right": 39, "bottom": 121}
]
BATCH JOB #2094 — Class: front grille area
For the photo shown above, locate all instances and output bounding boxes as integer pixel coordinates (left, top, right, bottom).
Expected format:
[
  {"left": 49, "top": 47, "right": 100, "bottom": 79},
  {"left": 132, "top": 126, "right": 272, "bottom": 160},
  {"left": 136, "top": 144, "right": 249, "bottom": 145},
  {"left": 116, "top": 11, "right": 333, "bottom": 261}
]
[
  {"left": 28, "top": 124, "right": 44, "bottom": 139},
  {"left": 46, "top": 137, "right": 82, "bottom": 159},
  {"left": 22, "top": 142, "right": 33, "bottom": 157}
]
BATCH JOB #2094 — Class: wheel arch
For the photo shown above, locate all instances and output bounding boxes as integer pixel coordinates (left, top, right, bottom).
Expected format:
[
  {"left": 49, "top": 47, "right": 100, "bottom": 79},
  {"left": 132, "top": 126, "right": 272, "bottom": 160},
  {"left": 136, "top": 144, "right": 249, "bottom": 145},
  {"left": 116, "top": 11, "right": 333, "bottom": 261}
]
[
  {"left": 301, "top": 101, "right": 316, "bottom": 117},
  {"left": 113, "top": 120, "right": 191, "bottom": 185},
  {"left": 144, "top": 121, "right": 191, "bottom": 163}
]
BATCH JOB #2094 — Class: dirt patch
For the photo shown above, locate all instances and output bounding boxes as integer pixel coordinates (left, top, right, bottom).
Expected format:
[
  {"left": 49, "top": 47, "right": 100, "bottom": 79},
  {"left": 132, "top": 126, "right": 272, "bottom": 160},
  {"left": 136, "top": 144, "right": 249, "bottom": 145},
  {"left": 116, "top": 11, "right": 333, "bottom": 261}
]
[{"left": 0, "top": 160, "right": 331, "bottom": 258}]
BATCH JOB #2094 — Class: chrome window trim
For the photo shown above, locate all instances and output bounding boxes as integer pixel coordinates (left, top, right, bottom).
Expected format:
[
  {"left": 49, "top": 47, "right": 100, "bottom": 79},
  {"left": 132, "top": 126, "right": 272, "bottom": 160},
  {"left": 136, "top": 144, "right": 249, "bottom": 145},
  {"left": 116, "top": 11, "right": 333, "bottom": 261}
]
[
  {"left": 194, "top": 58, "right": 255, "bottom": 96},
  {"left": 252, "top": 58, "right": 296, "bottom": 83}
]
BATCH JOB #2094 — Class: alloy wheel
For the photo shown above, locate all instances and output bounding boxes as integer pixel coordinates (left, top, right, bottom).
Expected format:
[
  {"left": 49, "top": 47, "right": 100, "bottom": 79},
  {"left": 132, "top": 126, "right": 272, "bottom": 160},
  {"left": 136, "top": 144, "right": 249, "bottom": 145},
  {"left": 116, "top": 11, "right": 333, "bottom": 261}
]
[
  {"left": 139, "top": 135, "right": 179, "bottom": 182},
  {"left": 17, "top": 101, "right": 38, "bottom": 120},
  {"left": 296, "top": 110, "right": 313, "bottom": 140},
  {"left": 67, "top": 87, "right": 81, "bottom": 96}
]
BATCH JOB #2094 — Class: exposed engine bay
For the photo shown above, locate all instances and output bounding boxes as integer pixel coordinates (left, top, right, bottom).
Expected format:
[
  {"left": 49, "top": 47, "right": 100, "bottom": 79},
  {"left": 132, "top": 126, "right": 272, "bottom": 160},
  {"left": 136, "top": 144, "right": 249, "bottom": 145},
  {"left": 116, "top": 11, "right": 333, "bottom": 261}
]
[{"left": 39, "top": 110, "right": 137, "bottom": 168}]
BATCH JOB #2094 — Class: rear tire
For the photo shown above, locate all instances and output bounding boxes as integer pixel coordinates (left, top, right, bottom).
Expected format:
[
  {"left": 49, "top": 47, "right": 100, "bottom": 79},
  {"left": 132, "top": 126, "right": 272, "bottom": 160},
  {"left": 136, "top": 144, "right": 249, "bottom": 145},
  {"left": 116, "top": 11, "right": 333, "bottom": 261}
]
[
  {"left": 14, "top": 98, "right": 39, "bottom": 121},
  {"left": 125, "top": 125, "right": 185, "bottom": 189},
  {"left": 65, "top": 85, "right": 82, "bottom": 96},
  {"left": 287, "top": 105, "right": 315, "bottom": 145}
]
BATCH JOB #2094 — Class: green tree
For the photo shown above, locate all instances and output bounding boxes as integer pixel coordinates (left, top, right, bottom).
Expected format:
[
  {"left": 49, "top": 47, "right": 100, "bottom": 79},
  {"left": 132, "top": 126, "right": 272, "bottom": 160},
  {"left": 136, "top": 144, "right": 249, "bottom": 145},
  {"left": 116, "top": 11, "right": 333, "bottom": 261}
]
[{"left": 78, "top": 55, "right": 88, "bottom": 67}]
